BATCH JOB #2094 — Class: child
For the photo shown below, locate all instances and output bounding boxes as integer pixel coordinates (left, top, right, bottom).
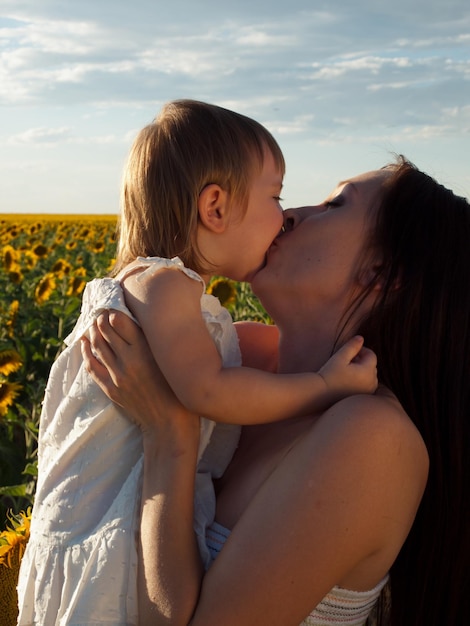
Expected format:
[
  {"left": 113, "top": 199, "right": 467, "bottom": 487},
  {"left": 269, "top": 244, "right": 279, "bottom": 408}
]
[{"left": 17, "top": 100, "right": 377, "bottom": 625}]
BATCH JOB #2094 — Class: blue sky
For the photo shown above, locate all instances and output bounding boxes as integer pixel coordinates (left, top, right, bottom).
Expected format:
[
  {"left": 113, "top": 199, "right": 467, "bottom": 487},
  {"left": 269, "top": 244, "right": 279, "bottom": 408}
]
[{"left": 0, "top": 0, "right": 469, "bottom": 214}]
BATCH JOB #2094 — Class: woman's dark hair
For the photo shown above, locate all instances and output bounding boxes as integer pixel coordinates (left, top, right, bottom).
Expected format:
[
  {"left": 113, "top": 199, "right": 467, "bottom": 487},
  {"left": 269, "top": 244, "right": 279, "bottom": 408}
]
[{"left": 357, "top": 157, "right": 470, "bottom": 625}]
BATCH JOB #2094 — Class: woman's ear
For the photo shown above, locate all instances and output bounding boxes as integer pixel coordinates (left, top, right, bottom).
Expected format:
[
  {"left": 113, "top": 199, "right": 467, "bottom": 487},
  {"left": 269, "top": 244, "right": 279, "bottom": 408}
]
[
  {"left": 359, "top": 264, "right": 384, "bottom": 290},
  {"left": 359, "top": 262, "right": 401, "bottom": 291},
  {"left": 198, "top": 184, "right": 230, "bottom": 234}
]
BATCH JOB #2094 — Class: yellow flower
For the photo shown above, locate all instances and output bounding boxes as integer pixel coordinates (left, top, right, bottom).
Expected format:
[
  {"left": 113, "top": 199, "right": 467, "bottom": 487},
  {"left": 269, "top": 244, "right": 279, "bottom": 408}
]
[
  {"left": 0, "top": 381, "right": 22, "bottom": 417},
  {"left": 23, "top": 250, "right": 37, "bottom": 270},
  {"left": 34, "top": 273, "right": 56, "bottom": 304},
  {"left": 78, "top": 227, "right": 91, "bottom": 239},
  {"left": 51, "top": 258, "right": 72, "bottom": 278},
  {"left": 6, "top": 226, "right": 18, "bottom": 238},
  {"left": 8, "top": 269, "right": 23, "bottom": 284},
  {"left": 2, "top": 245, "right": 18, "bottom": 271},
  {"left": 0, "top": 510, "right": 31, "bottom": 626},
  {"left": 32, "top": 243, "right": 49, "bottom": 258},
  {"left": 66, "top": 240, "right": 77, "bottom": 250},
  {"left": 66, "top": 276, "right": 86, "bottom": 297},
  {"left": 0, "top": 510, "right": 31, "bottom": 567},
  {"left": 0, "top": 350, "right": 22, "bottom": 376},
  {"left": 0, "top": 507, "right": 31, "bottom": 567},
  {"left": 6, "top": 300, "right": 19, "bottom": 338},
  {"left": 207, "top": 278, "right": 238, "bottom": 309},
  {"left": 93, "top": 241, "right": 105, "bottom": 253}
]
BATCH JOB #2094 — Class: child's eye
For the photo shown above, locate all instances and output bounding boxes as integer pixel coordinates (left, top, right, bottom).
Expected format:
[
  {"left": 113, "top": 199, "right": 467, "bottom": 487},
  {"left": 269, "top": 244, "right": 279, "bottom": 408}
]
[{"left": 274, "top": 196, "right": 284, "bottom": 202}]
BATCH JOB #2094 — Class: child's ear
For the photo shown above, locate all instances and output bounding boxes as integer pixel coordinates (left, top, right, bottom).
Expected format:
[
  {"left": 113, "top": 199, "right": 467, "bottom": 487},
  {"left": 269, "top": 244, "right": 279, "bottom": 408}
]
[{"left": 198, "top": 184, "right": 230, "bottom": 234}]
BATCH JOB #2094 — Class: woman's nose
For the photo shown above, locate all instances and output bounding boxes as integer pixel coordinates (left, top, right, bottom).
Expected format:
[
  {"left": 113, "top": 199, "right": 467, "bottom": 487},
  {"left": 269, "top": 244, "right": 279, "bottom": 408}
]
[{"left": 282, "top": 206, "right": 315, "bottom": 231}]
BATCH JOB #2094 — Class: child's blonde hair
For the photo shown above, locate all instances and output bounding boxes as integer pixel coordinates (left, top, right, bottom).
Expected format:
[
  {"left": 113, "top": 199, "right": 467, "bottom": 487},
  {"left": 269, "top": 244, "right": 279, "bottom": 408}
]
[{"left": 112, "top": 99, "right": 285, "bottom": 276}]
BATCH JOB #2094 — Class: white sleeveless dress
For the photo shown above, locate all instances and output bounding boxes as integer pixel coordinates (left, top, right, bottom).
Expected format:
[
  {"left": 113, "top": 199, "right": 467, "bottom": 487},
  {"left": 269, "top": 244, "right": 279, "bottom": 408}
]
[{"left": 17, "top": 256, "right": 241, "bottom": 626}]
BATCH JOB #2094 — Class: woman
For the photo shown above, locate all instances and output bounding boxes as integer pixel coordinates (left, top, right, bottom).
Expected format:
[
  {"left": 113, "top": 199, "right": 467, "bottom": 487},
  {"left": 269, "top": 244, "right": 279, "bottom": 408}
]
[{"left": 83, "top": 157, "right": 469, "bottom": 625}]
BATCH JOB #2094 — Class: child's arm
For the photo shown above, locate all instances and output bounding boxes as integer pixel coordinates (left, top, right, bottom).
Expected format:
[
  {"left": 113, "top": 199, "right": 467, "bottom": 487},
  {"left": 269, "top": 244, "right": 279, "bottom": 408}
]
[{"left": 124, "top": 269, "right": 377, "bottom": 425}]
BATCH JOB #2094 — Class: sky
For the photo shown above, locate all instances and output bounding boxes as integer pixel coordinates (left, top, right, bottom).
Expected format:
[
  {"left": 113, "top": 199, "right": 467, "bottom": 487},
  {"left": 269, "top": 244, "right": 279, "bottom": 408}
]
[{"left": 0, "top": 0, "right": 469, "bottom": 215}]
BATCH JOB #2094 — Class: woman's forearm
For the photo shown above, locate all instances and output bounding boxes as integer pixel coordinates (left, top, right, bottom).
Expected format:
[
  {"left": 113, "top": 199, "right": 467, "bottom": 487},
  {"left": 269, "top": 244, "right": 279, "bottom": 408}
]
[
  {"left": 138, "top": 417, "right": 203, "bottom": 626},
  {"left": 80, "top": 312, "right": 204, "bottom": 623}
]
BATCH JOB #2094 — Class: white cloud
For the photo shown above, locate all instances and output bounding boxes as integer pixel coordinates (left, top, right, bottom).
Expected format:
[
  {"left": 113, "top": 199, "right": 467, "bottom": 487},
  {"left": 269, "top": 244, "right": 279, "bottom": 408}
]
[
  {"left": 266, "top": 114, "right": 316, "bottom": 135},
  {"left": 0, "top": 0, "right": 468, "bottom": 212},
  {"left": 7, "top": 126, "right": 71, "bottom": 145}
]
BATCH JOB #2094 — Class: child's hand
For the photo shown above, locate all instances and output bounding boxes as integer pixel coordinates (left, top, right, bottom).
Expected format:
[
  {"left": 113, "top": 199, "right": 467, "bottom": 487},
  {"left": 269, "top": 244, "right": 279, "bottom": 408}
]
[{"left": 318, "top": 336, "right": 378, "bottom": 403}]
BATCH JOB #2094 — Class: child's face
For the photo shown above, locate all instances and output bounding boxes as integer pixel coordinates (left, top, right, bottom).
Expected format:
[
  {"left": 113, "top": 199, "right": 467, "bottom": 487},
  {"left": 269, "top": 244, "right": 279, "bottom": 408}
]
[{"left": 224, "top": 149, "right": 284, "bottom": 282}]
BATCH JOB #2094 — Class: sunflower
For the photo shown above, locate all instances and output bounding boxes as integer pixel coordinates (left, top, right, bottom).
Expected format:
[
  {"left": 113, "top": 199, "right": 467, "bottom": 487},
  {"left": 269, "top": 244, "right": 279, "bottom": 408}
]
[
  {"left": 0, "top": 510, "right": 31, "bottom": 626},
  {"left": 207, "top": 278, "right": 238, "bottom": 309},
  {"left": 66, "top": 275, "right": 86, "bottom": 297},
  {"left": 2, "top": 245, "right": 18, "bottom": 271},
  {"left": 0, "top": 350, "right": 23, "bottom": 376},
  {"left": 0, "top": 510, "right": 31, "bottom": 567},
  {"left": 0, "top": 381, "right": 22, "bottom": 417},
  {"left": 32, "top": 243, "right": 49, "bottom": 258},
  {"left": 6, "top": 300, "right": 19, "bottom": 338},
  {"left": 34, "top": 273, "right": 56, "bottom": 305},
  {"left": 8, "top": 269, "right": 23, "bottom": 284},
  {"left": 50, "top": 258, "right": 72, "bottom": 278},
  {"left": 22, "top": 250, "right": 37, "bottom": 270}
]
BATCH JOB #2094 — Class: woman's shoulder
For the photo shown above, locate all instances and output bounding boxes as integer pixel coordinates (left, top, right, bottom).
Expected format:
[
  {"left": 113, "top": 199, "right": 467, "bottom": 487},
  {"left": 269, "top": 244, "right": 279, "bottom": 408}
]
[
  {"left": 319, "top": 389, "right": 426, "bottom": 455},
  {"left": 312, "top": 389, "right": 429, "bottom": 497},
  {"left": 297, "top": 390, "right": 428, "bottom": 590},
  {"left": 330, "top": 387, "right": 423, "bottom": 437}
]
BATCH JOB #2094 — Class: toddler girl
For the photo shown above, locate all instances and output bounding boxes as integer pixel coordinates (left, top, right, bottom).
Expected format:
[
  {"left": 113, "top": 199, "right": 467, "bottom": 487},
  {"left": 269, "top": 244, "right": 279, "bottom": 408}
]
[{"left": 17, "top": 100, "right": 377, "bottom": 625}]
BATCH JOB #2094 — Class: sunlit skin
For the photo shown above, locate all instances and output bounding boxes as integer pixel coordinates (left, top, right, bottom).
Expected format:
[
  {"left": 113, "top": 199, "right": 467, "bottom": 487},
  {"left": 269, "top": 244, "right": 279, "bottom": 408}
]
[
  {"left": 197, "top": 148, "right": 285, "bottom": 284},
  {"left": 118, "top": 155, "right": 377, "bottom": 429},
  {"left": 80, "top": 168, "right": 428, "bottom": 626},
  {"left": 251, "top": 169, "right": 390, "bottom": 374}
]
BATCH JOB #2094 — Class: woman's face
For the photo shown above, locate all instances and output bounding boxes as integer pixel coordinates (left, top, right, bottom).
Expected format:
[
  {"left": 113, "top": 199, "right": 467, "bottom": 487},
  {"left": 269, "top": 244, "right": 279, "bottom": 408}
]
[{"left": 252, "top": 169, "right": 390, "bottom": 318}]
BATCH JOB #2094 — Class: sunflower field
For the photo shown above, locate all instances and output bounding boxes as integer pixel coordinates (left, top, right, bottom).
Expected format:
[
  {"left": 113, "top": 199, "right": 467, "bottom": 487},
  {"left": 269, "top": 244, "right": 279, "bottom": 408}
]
[{"left": 0, "top": 213, "right": 271, "bottom": 526}]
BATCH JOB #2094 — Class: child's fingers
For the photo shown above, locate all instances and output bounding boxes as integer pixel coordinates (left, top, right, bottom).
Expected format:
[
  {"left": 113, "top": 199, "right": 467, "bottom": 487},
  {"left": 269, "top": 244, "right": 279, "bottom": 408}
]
[
  {"left": 353, "top": 346, "right": 378, "bottom": 368},
  {"left": 334, "top": 335, "right": 365, "bottom": 363},
  {"left": 363, "top": 347, "right": 378, "bottom": 366}
]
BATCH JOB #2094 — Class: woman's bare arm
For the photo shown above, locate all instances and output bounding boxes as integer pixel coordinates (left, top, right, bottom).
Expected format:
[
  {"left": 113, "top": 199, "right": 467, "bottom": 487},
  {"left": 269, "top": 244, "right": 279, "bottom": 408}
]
[
  {"left": 83, "top": 317, "right": 427, "bottom": 626},
  {"left": 189, "top": 395, "right": 428, "bottom": 625},
  {"left": 82, "top": 313, "right": 203, "bottom": 625}
]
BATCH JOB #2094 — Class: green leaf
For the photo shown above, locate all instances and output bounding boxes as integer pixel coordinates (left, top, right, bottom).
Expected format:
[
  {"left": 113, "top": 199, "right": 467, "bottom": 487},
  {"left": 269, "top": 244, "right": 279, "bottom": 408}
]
[
  {"left": 0, "top": 484, "right": 27, "bottom": 497},
  {"left": 22, "top": 463, "right": 38, "bottom": 477}
]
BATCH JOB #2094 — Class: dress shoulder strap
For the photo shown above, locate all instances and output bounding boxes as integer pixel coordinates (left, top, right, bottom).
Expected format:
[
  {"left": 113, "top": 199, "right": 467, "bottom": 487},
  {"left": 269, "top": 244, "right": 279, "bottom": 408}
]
[{"left": 117, "top": 256, "right": 205, "bottom": 291}]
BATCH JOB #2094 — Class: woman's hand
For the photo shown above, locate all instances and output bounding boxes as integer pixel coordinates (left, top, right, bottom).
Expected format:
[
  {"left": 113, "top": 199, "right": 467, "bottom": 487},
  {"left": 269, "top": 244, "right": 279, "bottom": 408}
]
[
  {"left": 81, "top": 310, "right": 154, "bottom": 406},
  {"left": 81, "top": 310, "right": 203, "bottom": 624},
  {"left": 81, "top": 310, "right": 199, "bottom": 442}
]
